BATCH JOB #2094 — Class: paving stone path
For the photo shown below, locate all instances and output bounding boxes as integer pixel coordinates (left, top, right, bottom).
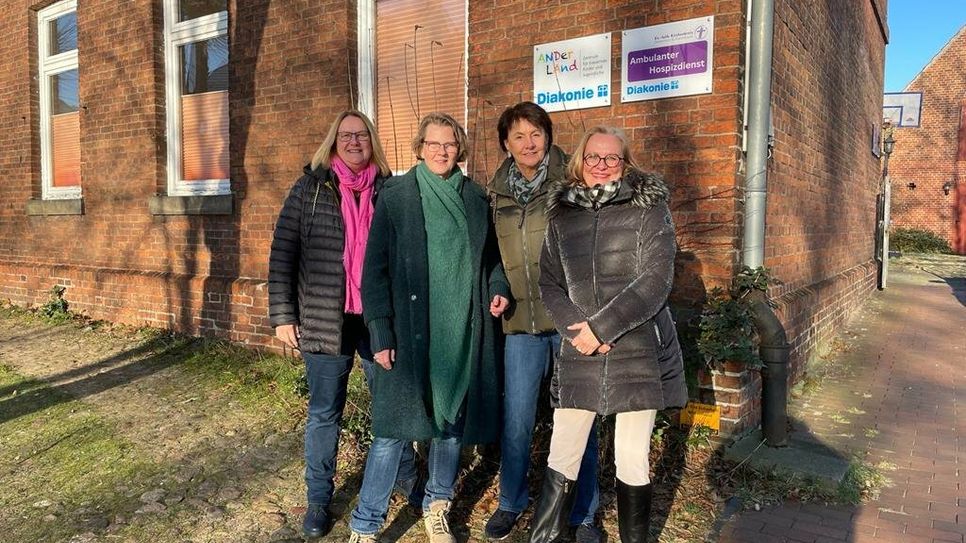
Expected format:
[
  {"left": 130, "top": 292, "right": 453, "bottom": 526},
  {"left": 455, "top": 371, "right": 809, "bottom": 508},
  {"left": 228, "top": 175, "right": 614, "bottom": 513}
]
[{"left": 719, "top": 254, "right": 966, "bottom": 543}]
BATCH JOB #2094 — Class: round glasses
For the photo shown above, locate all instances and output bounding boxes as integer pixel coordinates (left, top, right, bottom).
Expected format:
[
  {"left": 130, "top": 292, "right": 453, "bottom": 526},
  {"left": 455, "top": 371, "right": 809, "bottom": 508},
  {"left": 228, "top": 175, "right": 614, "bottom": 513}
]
[
  {"left": 337, "top": 131, "right": 371, "bottom": 142},
  {"left": 583, "top": 154, "right": 624, "bottom": 168}
]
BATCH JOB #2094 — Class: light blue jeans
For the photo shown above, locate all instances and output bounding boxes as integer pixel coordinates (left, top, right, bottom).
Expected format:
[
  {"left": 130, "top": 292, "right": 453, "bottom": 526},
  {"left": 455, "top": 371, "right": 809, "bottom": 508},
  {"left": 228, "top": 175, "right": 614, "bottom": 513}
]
[
  {"left": 302, "top": 314, "right": 418, "bottom": 507},
  {"left": 498, "top": 332, "right": 600, "bottom": 525},
  {"left": 349, "top": 416, "right": 465, "bottom": 535}
]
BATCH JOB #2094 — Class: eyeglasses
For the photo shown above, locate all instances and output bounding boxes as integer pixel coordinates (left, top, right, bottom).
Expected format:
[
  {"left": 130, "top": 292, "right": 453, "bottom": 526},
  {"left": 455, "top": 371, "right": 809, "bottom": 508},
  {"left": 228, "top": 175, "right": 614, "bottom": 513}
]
[
  {"left": 337, "top": 131, "right": 371, "bottom": 142},
  {"left": 583, "top": 154, "right": 624, "bottom": 168},
  {"left": 422, "top": 141, "right": 459, "bottom": 154}
]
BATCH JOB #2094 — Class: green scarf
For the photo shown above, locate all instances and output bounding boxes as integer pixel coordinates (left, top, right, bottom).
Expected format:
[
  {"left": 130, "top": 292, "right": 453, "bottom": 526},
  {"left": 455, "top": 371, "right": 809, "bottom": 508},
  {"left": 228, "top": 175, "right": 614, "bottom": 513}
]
[{"left": 415, "top": 161, "right": 474, "bottom": 429}]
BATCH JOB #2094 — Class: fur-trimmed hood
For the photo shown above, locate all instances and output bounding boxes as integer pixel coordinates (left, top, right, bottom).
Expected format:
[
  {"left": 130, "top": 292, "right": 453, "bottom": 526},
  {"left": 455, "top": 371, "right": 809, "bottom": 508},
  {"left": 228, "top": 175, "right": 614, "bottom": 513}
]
[{"left": 546, "top": 169, "right": 670, "bottom": 217}]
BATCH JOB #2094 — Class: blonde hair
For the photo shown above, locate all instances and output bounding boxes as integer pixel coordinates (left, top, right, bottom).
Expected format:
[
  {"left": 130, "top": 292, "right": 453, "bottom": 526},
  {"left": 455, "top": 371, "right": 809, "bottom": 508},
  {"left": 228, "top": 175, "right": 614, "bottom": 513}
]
[
  {"left": 310, "top": 110, "right": 391, "bottom": 176},
  {"left": 566, "top": 125, "right": 640, "bottom": 183},
  {"left": 411, "top": 112, "right": 469, "bottom": 162}
]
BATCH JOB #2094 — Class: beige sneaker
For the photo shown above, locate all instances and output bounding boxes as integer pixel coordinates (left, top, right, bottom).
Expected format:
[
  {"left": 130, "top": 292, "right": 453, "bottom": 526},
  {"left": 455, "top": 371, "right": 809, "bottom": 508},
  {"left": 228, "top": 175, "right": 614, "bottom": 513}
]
[
  {"left": 348, "top": 530, "right": 379, "bottom": 543},
  {"left": 423, "top": 500, "right": 456, "bottom": 543}
]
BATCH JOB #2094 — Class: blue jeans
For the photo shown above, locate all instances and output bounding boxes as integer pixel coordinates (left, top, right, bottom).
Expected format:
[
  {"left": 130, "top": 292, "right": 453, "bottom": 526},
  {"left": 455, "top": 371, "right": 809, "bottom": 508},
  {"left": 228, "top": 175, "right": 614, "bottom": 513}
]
[
  {"left": 498, "top": 332, "right": 600, "bottom": 526},
  {"left": 302, "top": 314, "right": 418, "bottom": 507},
  {"left": 350, "top": 416, "right": 465, "bottom": 535}
]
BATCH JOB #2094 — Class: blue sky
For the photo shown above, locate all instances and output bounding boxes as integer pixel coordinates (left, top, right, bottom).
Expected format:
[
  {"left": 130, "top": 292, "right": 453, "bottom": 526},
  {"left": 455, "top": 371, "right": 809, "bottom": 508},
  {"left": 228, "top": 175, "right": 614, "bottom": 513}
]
[{"left": 884, "top": 0, "right": 966, "bottom": 91}]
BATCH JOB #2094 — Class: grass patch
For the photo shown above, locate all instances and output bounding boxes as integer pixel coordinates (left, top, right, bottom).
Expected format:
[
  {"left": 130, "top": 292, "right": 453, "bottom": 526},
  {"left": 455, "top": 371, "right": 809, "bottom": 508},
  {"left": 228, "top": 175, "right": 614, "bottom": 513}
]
[
  {"left": 726, "top": 466, "right": 836, "bottom": 509},
  {"left": 0, "top": 365, "right": 159, "bottom": 542},
  {"left": 176, "top": 339, "right": 307, "bottom": 426},
  {"left": 720, "top": 455, "right": 890, "bottom": 512},
  {"left": 837, "top": 459, "right": 892, "bottom": 503},
  {"left": 174, "top": 338, "right": 372, "bottom": 445}
]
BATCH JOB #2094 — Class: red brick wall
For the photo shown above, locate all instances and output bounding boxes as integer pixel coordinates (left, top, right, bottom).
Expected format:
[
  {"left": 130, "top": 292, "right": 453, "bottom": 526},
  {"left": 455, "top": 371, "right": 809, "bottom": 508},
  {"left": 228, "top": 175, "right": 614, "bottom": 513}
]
[
  {"left": 889, "top": 27, "right": 966, "bottom": 254},
  {"left": 766, "top": 0, "right": 886, "bottom": 383},
  {"left": 466, "top": 0, "right": 747, "bottom": 301},
  {"left": 466, "top": 0, "right": 886, "bottom": 428},
  {"left": 0, "top": 0, "right": 357, "bottom": 347},
  {"left": 0, "top": 0, "right": 886, "bottom": 408}
]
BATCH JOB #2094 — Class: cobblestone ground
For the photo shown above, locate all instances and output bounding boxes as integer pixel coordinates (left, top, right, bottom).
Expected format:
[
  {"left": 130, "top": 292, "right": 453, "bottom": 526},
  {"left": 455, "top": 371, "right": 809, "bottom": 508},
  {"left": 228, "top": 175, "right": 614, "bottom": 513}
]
[{"left": 719, "top": 254, "right": 966, "bottom": 543}]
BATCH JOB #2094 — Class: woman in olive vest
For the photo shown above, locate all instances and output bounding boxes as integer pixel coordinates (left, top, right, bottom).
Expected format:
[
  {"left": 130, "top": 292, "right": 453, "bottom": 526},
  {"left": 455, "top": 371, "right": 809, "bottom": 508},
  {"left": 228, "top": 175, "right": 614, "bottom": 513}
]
[{"left": 485, "top": 102, "right": 601, "bottom": 542}]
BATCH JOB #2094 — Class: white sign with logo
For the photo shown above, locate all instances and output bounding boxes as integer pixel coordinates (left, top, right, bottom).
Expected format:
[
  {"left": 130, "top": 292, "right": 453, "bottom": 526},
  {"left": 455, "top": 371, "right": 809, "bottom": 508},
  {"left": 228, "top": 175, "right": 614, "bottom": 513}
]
[
  {"left": 621, "top": 16, "right": 714, "bottom": 102},
  {"left": 533, "top": 33, "right": 611, "bottom": 112}
]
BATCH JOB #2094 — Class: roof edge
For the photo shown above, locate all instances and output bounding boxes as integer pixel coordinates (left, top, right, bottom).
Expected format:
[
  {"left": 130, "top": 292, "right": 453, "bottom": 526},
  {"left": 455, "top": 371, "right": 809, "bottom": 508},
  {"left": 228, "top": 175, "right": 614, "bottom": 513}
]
[
  {"left": 904, "top": 24, "right": 966, "bottom": 91},
  {"left": 871, "top": 0, "right": 889, "bottom": 44}
]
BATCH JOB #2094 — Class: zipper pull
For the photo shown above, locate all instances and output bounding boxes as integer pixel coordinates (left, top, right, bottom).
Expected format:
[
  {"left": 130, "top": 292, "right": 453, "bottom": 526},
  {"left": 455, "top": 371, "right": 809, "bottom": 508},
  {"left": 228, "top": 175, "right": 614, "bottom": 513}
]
[{"left": 517, "top": 204, "right": 528, "bottom": 229}]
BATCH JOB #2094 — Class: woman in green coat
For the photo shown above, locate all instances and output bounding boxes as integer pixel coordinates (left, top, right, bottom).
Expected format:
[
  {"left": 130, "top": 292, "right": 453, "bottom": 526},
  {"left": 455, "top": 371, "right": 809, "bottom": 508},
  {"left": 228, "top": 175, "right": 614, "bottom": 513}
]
[{"left": 348, "top": 112, "right": 511, "bottom": 543}]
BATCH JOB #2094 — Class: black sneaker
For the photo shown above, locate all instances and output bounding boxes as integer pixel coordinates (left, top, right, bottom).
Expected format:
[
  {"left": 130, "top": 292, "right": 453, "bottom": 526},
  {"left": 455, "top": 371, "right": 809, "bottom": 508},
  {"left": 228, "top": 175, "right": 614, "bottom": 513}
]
[
  {"left": 484, "top": 509, "right": 521, "bottom": 540},
  {"left": 302, "top": 503, "right": 329, "bottom": 539},
  {"left": 575, "top": 522, "right": 603, "bottom": 543}
]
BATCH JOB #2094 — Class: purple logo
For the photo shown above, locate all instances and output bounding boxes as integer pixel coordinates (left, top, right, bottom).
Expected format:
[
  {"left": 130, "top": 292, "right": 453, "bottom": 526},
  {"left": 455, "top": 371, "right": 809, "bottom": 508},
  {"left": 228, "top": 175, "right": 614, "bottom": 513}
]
[{"left": 627, "top": 41, "right": 708, "bottom": 82}]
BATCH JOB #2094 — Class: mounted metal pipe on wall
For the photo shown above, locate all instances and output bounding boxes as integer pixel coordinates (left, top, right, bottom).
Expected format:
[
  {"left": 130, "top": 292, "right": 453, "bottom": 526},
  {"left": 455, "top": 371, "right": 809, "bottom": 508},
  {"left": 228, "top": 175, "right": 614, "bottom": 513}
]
[{"left": 743, "top": 0, "right": 790, "bottom": 447}]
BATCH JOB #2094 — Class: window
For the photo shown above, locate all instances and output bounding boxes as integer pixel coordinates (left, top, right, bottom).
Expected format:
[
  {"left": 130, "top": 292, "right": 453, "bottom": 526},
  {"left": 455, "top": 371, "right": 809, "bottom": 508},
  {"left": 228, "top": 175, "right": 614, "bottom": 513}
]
[
  {"left": 38, "top": 0, "right": 81, "bottom": 200},
  {"left": 163, "top": 0, "right": 229, "bottom": 196},
  {"left": 359, "top": 0, "right": 468, "bottom": 172}
]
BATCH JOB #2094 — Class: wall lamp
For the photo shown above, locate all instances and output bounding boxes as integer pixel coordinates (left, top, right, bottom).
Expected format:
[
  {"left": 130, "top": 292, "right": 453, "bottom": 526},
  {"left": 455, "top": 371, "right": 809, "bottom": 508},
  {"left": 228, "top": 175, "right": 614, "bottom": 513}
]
[
  {"left": 882, "top": 133, "right": 896, "bottom": 156},
  {"left": 943, "top": 180, "right": 956, "bottom": 196}
]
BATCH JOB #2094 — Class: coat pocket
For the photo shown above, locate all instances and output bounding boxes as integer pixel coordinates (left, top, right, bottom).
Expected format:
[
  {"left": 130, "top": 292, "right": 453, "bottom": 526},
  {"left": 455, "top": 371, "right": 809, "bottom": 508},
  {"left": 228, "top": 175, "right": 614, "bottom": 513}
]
[{"left": 652, "top": 306, "right": 677, "bottom": 351}]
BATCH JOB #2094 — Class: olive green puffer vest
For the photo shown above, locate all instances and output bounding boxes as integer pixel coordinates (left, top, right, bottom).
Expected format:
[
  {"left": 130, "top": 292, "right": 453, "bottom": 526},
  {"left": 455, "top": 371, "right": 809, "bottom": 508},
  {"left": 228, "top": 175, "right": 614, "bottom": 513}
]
[{"left": 487, "top": 145, "right": 569, "bottom": 335}]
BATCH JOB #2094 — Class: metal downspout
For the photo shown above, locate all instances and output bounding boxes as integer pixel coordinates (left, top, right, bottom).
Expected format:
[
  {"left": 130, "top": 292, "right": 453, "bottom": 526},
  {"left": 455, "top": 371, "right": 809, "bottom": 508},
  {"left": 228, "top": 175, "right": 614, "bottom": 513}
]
[
  {"left": 743, "top": 0, "right": 774, "bottom": 269},
  {"left": 743, "top": 0, "right": 790, "bottom": 447}
]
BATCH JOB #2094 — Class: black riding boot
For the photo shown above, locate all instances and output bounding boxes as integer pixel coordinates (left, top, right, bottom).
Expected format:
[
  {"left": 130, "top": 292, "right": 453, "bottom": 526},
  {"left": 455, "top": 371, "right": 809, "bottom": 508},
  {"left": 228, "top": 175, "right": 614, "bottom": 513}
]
[
  {"left": 616, "top": 479, "right": 653, "bottom": 543},
  {"left": 528, "top": 468, "right": 578, "bottom": 543}
]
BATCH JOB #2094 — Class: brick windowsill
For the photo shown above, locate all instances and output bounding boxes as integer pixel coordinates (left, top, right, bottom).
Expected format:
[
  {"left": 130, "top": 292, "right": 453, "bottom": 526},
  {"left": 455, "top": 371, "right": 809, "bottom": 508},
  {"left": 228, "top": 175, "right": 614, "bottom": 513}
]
[
  {"left": 149, "top": 194, "right": 233, "bottom": 216},
  {"left": 25, "top": 198, "right": 84, "bottom": 216}
]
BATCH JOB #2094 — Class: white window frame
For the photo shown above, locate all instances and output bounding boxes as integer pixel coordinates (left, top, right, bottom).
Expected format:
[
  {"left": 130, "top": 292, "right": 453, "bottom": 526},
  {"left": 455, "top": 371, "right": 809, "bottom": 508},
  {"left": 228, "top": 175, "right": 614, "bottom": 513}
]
[
  {"left": 162, "top": 0, "right": 230, "bottom": 196},
  {"left": 357, "top": 0, "right": 376, "bottom": 120},
  {"left": 38, "top": 0, "right": 81, "bottom": 201}
]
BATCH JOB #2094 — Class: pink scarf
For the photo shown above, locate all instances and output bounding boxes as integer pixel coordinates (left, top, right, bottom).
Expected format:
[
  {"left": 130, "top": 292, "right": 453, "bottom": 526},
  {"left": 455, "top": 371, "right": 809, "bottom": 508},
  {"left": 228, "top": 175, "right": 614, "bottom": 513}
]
[{"left": 331, "top": 156, "right": 377, "bottom": 314}]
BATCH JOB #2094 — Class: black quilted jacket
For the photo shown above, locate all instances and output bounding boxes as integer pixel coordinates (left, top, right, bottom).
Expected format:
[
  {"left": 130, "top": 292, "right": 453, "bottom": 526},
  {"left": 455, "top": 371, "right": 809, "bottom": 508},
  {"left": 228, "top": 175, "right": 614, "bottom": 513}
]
[
  {"left": 268, "top": 163, "right": 387, "bottom": 355},
  {"left": 540, "top": 170, "right": 687, "bottom": 414}
]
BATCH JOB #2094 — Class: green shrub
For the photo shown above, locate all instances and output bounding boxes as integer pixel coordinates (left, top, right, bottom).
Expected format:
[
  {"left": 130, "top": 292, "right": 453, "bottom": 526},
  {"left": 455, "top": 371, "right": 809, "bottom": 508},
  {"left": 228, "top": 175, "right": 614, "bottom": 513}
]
[
  {"left": 39, "top": 285, "right": 71, "bottom": 322},
  {"left": 891, "top": 227, "right": 952, "bottom": 254},
  {"left": 696, "top": 267, "right": 775, "bottom": 369}
]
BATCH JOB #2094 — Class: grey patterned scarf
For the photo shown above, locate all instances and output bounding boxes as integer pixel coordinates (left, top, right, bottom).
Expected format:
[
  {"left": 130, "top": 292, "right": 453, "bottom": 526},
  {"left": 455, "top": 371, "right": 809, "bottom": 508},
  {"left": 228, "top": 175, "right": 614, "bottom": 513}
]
[
  {"left": 563, "top": 179, "right": 622, "bottom": 210},
  {"left": 506, "top": 152, "right": 551, "bottom": 205}
]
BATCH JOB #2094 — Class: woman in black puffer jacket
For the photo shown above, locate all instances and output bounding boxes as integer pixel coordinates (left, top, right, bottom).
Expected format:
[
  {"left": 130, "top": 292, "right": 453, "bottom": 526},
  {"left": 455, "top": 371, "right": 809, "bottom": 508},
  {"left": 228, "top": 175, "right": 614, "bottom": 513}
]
[
  {"left": 268, "top": 110, "right": 419, "bottom": 539},
  {"left": 528, "top": 126, "right": 687, "bottom": 543}
]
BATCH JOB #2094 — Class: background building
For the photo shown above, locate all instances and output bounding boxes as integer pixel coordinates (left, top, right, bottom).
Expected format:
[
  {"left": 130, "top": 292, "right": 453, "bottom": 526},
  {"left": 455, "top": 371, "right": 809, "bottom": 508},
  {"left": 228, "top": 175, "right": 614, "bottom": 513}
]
[
  {"left": 0, "top": 0, "right": 889, "bottom": 432},
  {"left": 886, "top": 25, "right": 966, "bottom": 254}
]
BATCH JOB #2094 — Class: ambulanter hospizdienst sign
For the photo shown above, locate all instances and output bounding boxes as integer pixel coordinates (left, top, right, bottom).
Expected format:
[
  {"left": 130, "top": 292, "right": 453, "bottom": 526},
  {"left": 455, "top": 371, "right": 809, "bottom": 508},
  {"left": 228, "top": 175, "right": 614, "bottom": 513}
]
[{"left": 621, "top": 16, "right": 715, "bottom": 103}]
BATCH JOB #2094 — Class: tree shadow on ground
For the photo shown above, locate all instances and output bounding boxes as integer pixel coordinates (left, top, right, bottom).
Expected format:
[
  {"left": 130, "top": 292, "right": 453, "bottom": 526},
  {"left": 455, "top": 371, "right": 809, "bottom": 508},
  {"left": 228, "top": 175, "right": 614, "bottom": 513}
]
[
  {"left": 0, "top": 336, "right": 201, "bottom": 425},
  {"left": 0, "top": 333, "right": 182, "bottom": 399}
]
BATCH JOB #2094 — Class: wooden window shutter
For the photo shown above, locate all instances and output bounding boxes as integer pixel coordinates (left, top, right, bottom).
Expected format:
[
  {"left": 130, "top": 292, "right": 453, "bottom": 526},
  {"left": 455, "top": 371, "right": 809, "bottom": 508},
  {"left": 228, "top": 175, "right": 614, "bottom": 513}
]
[{"left": 375, "top": 0, "right": 466, "bottom": 171}]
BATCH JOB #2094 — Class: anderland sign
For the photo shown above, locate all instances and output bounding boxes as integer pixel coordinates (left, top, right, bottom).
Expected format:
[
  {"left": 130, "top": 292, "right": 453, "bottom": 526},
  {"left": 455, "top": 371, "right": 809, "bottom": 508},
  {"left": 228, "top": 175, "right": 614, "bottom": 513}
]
[
  {"left": 621, "top": 16, "right": 714, "bottom": 102},
  {"left": 533, "top": 33, "right": 612, "bottom": 113}
]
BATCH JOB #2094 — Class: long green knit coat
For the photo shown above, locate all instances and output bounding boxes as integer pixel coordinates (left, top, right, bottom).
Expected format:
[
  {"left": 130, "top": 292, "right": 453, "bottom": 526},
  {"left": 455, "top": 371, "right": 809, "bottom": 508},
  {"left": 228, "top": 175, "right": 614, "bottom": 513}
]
[{"left": 362, "top": 167, "right": 510, "bottom": 443}]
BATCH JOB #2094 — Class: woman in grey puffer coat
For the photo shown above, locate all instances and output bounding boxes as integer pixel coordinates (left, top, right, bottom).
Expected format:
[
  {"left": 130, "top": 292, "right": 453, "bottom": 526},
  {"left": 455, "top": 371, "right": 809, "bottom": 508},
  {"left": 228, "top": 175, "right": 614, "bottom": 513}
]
[{"left": 528, "top": 126, "right": 687, "bottom": 543}]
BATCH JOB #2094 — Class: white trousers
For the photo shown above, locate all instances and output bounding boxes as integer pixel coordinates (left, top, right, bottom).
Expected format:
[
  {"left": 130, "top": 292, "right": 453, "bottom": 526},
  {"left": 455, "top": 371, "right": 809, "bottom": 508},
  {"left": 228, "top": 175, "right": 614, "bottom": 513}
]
[{"left": 546, "top": 408, "right": 657, "bottom": 486}]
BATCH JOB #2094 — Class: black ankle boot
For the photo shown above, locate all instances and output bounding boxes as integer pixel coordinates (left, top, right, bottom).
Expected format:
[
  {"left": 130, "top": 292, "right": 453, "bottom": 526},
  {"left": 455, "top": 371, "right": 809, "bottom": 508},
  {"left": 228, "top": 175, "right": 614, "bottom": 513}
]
[
  {"left": 302, "top": 503, "right": 329, "bottom": 538},
  {"left": 528, "top": 468, "right": 578, "bottom": 543},
  {"left": 616, "top": 480, "right": 653, "bottom": 543}
]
